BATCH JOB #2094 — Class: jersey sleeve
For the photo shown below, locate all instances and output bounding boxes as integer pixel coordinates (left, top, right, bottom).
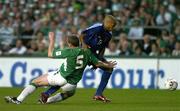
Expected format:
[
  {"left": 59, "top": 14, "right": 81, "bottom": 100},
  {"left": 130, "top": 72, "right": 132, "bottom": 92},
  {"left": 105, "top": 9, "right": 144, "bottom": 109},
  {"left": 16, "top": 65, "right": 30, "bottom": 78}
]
[
  {"left": 52, "top": 48, "right": 69, "bottom": 58},
  {"left": 87, "top": 49, "right": 99, "bottom": 65}
]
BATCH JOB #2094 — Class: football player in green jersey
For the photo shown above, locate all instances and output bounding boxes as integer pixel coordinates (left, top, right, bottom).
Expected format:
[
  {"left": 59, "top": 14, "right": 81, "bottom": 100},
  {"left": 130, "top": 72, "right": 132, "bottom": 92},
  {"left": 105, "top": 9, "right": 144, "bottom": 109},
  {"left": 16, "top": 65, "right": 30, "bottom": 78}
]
[{"left": 4, "top": 32, "right": 116, "bottom": 104}]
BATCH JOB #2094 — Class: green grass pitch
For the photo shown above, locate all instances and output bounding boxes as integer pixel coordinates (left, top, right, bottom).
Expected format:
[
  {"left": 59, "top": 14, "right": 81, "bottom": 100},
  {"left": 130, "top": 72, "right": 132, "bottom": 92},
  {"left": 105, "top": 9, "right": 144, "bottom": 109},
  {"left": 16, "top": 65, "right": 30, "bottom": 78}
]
[{"left": 0, "top": 88, "right": 180, "bottom": 111}]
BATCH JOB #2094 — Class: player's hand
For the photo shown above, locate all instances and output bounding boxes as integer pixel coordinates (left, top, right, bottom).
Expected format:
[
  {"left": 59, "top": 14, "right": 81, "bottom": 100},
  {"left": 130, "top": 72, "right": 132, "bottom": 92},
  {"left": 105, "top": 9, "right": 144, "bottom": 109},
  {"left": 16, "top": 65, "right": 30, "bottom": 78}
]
[
  {"left": 48, "top": 32, "right": 55, "bottom": 41},
  {"left": 107, "top": 61, "right": 117, "bottom": 68}
]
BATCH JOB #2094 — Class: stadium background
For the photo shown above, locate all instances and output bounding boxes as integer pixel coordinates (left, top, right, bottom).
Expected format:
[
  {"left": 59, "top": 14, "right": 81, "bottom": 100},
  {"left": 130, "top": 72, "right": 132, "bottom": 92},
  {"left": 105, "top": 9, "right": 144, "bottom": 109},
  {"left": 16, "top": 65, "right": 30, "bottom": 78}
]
[
  {"left": 0, "top": 0, "right": 180, "bottom": 111},
  {"left": 0, "top": 0, "right": 179, "bottom": 89}
]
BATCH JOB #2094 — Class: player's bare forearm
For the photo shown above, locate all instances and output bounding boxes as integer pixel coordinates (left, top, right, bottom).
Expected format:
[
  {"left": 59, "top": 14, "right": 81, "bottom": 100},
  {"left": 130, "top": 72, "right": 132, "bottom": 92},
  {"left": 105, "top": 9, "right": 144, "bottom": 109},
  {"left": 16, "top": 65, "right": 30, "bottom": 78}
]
[
  {"left": 96, "top": 61, "right": 117, "bottom": 69},
  {"left": 48, "top": 32, "right": 55, "bottom": 58},
  {"left": 48, "top": 41, "right": 54, "bottom": 58}
]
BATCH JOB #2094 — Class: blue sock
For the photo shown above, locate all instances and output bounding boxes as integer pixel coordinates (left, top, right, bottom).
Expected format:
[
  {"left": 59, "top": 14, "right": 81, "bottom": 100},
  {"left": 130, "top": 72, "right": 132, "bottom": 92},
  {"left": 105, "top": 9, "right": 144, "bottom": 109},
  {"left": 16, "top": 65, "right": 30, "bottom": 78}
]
[
  {"left": 44, "top": 86, "right": 60, "bottom": 96},
  {"left": 95, "top": 71, "right": 111, "bottom": 96}
]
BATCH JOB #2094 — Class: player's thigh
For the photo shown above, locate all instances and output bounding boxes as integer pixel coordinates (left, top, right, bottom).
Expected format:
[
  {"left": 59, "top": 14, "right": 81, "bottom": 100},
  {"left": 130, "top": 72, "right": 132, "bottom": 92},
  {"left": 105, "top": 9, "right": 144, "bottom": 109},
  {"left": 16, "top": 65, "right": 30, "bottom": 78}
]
[
  {"left": 61, "top": 83, "right": 77, "bottom": 92},
  {"left": 47, "top": 70, "right": 67, "bottom": 86},
  {"left": 32, "top": 74, "right": 49, "bottom": 86}
]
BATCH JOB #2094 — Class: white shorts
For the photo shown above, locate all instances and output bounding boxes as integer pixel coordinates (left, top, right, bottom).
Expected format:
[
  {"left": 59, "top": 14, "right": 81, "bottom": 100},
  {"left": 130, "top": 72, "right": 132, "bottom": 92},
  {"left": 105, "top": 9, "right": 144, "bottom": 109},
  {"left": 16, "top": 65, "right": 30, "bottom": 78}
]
[{"left": 47, "top": 70, "right": 77, "bottom": 92}]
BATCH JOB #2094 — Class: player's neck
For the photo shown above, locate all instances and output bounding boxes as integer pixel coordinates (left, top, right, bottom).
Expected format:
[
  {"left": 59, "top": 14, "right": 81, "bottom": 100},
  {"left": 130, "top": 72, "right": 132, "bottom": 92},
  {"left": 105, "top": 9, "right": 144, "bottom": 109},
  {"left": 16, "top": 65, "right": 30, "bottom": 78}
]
[{"left": 69, "top": 46, "right": 78, "bottom": 48}]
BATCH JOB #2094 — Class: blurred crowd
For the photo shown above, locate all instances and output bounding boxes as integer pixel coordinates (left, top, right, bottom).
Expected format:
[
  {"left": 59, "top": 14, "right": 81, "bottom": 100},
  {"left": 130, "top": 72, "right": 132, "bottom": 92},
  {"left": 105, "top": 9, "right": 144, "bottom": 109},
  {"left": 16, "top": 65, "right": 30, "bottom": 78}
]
[{"left": 0, "top": 0, "right": 180, "bottom": 57}]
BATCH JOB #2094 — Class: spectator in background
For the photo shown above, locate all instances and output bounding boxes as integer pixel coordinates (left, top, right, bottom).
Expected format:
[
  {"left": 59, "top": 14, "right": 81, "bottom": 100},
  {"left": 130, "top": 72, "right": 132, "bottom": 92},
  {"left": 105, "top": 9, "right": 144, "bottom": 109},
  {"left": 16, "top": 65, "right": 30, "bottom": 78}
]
[
  {"left": 50, "top": 20, "right": 67, "bottom": 48},
  {"left": 70, "top": 26, "right": 78, "bottom": 34},
  {"left": 11, "top": 13, "right": 22, "bottom": 36},
  {"left": 77, "top": 15, "right": 88, "bottom": 34},
  {"left": 174, "top": 19, "right": 180, "bottom": 28},
  {"left": 174, "top": 19, "right": 180, "bottom": 40},
  {"left": 50, "top": 20, "right": 58, "bottom": 33},
  {"left": 32, "top": 13, "right": 42, "bottom": 35},
  {"left": 21, "top": 20, "right": 34, "bottom": 36},
  {"left": 161, "top": 29, "right": 169, "bottom": 41},
  {"left": 149, "top": 43, "right": 159, "bottom": 56},
  {"left": 39, "top": 19, "right": 50, "bottom": 36},
  {"left": 156, "top": 5, "right": 172, "bottom": 26},
  {"left": 65, "top": 14, "right": 74, "bottom": 28},
  {"left": 117, "top": 33, "right": 127, "bottom": 48},
  {"left": 143, "top": 9, "right": 155, "bottom": 26},
  {"left": 111, "top": 0, "right": 123, "bottom": 12},
  {"left": 168, "top": 0, "right": 177, "bottom": 14},
  {"left": 8, "top": 39, "right": 27, "bottom": 55},
  {"left": 172, "top": 41, "right": 180, "bottom": 56},
  {"left": 34, "top": 42, "right": 47, "bottom": 56},
  {"left": 133, "top": 45, "right": 146, "bottom": 56},
  {"left": 26, "top": 40, "right": 38, "bottom": 55},
  {"left": 120, "top": 7, "right": 131, "bottom": 27},
  {"left": 119, "top": 40, "right": 131, "bottom": 56},
  {"left": 0, "top": 0, "right": 179, "bottom": 57},
  {"left": 168, "top": 34, "right": 176, "bottom": 52},
  {"left": 138, "top": 6, "right": 146, "bottom": 25},
  {"left": 35, "top": 31, "right": 48, "bottom": 47},
  {"left": 131, "top": 40, "right": 139, "bottom": 54},
  {"left": 0, "top": 19, "right": 14, "bottom": 46},
  {"left": 159, "top": 40, "right": 169, "bottom": 57},
  {"left": 104, "top": 40, "right": 120, "bottom": 56},
  {"left": 0, "top": 50, "right": 2, "bottom": 55},
  {"left": 128, "top": 19, "right": 144, "bottom": 39},
  {"left": 142, "top": 34, "right": 151, "bottom": 55},
  {"left": 55, "top": 27, "right": 67, "bottom": 48}
]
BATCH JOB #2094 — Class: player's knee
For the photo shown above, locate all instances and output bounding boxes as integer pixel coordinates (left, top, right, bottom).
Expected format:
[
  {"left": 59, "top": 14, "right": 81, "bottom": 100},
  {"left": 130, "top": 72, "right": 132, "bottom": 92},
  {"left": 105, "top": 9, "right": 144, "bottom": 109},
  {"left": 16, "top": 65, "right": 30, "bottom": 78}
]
[
  {"left": 31, "top": 79, "right": 39, "bottom": 87},
  {"left": 31, "top": 79, "right": 36, "bottom": 84},
  {"left": 30, "top": 80, "right": 38, "bottom": 88}
]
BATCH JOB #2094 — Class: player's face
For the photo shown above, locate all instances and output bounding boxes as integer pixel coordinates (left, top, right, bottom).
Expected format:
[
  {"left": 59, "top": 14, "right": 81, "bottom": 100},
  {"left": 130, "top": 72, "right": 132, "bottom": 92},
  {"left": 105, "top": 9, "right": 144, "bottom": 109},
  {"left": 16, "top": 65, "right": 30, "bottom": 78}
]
[
  {"left": 66, "top": 39, "right": 71, "bottom": 47},
  {"left": 104, "top": 21, "right": 115, "bottom": 31}
]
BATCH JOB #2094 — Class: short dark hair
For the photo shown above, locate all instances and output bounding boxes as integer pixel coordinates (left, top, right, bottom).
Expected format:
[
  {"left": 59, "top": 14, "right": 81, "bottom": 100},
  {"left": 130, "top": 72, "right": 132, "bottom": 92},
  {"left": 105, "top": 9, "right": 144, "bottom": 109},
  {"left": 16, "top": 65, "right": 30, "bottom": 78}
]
[{"left": 67, "top": 35, "right": 79, "bottom": 47}]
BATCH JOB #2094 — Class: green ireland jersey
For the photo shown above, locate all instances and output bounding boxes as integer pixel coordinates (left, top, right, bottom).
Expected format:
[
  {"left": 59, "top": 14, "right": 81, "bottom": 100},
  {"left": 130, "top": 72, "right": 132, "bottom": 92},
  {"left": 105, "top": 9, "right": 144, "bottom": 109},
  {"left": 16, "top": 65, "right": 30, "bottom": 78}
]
[{"left": 52, "top": 47, "right": 99, "bottom": 85}]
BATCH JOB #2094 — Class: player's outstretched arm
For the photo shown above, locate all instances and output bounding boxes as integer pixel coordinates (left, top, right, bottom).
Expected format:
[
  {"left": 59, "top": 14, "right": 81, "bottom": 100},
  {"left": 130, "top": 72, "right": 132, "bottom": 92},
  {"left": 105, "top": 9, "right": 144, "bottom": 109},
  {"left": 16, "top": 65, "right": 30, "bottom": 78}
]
[
  {"left": 48, "top": 32, "right": 55, "bottom": 58},
  {"left": 95, "top": 61, "right": 117, "bottom": 69}
]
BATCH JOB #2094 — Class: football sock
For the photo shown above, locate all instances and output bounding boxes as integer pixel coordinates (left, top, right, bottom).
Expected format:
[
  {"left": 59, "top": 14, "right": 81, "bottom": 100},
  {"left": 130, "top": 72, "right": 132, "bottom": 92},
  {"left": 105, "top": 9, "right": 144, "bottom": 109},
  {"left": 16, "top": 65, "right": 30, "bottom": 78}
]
[
  {"left": 46, "top": 91, "right": 75, "bottom": 103},
  {"left": 47, "top": 93, "right": 63, "bottom": 103},
  {"left": 17, "top": 84, "right": 37, "bottom": 102},
  {"left": 95, "top": 71, "right": 111, "bottom": 96},
  {"left": 44, "top": 86, "right": 60, "bottom": 96}
]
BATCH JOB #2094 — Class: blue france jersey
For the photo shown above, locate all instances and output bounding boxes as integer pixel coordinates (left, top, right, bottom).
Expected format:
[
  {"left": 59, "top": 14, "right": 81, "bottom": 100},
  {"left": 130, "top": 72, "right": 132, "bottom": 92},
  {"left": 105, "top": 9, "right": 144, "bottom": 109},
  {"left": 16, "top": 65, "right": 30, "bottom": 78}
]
[{"left": 81, "top": 23, "right": 112, "bottom": 57}]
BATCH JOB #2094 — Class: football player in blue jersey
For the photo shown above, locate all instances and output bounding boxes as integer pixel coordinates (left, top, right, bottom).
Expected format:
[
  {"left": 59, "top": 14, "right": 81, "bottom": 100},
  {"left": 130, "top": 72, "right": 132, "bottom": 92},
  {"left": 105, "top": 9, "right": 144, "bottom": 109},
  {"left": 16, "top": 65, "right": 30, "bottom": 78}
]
[
  {"left": 39, "top": 15, "right": 117, "bottom": 103},
  {"left": 80, "top": 15, "right": 117, "bottom": 102}
]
